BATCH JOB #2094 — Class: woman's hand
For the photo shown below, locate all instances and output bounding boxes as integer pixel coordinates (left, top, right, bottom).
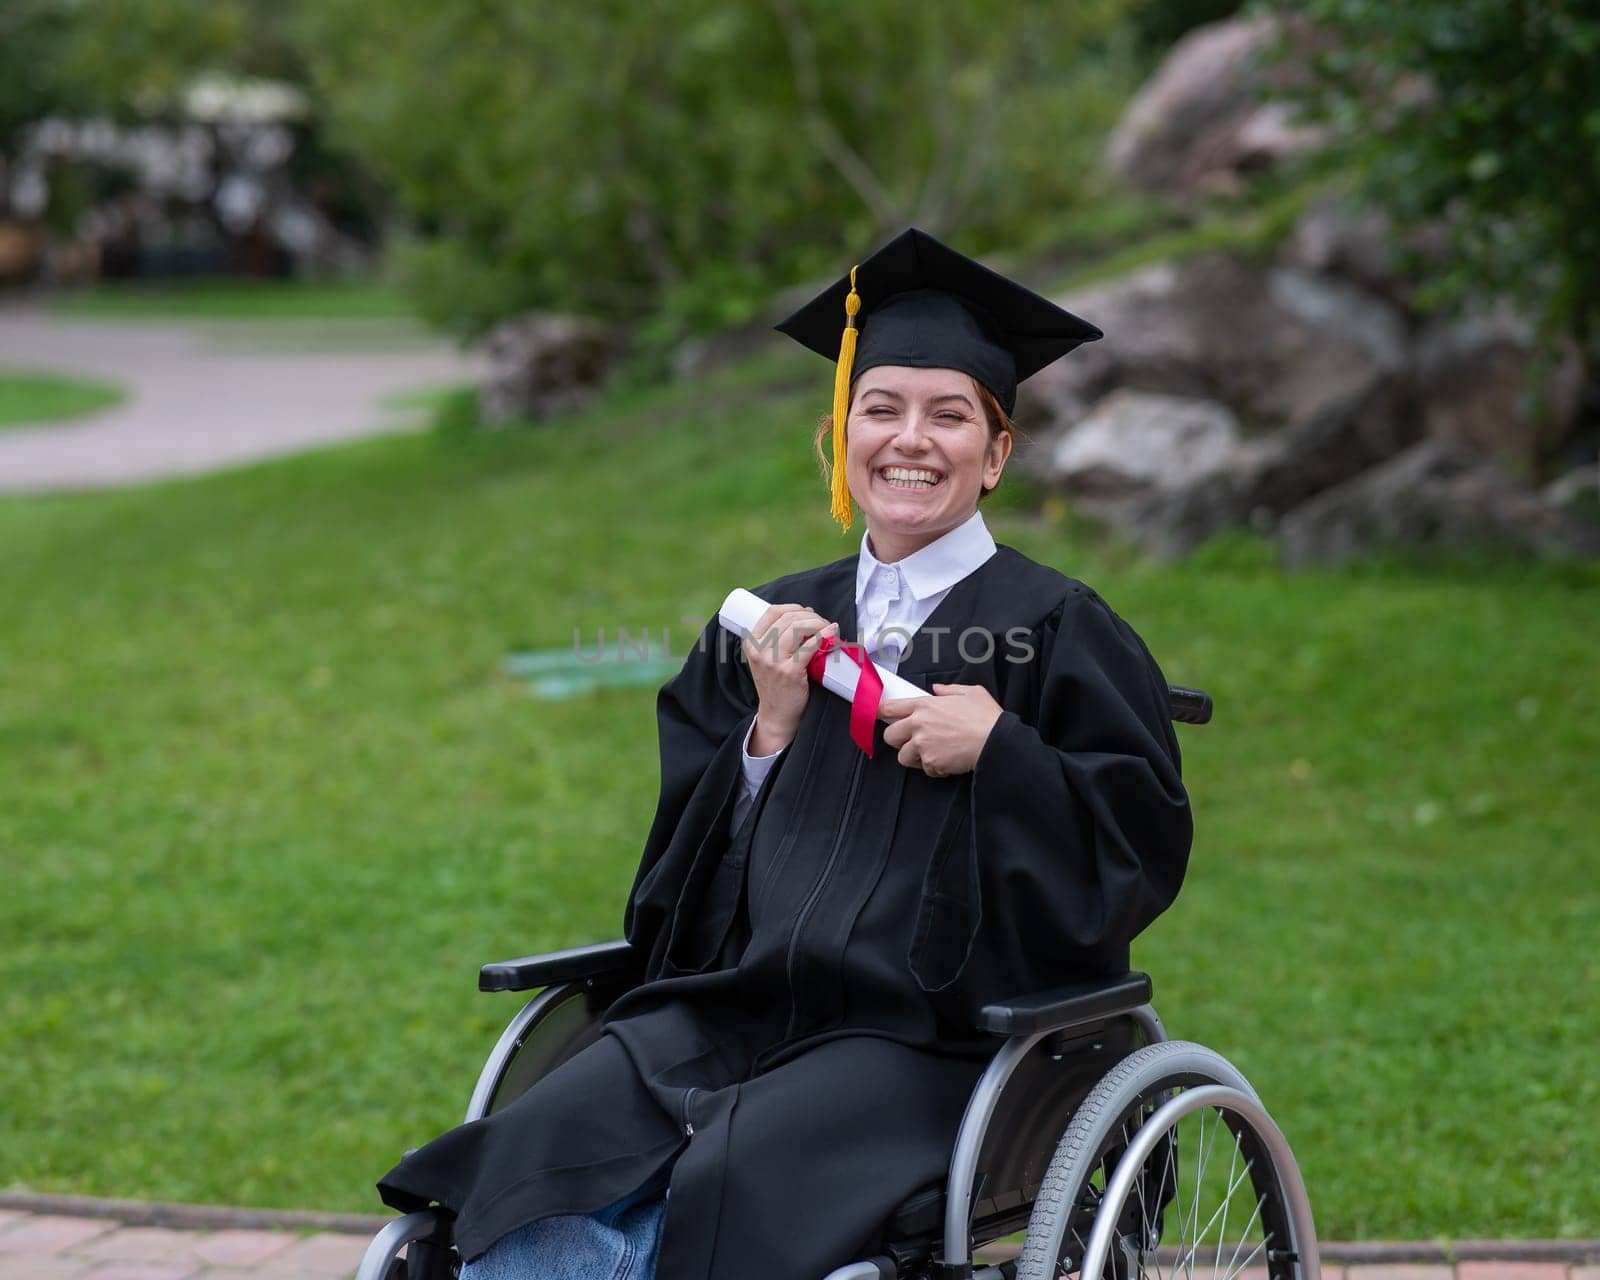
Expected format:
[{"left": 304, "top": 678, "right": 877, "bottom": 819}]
[
  {"left": 743, "top": 603, "right": 838, "bottom": 754},
  {"left": 879, "top": 683, "right": 1004, "bottom": 778}
]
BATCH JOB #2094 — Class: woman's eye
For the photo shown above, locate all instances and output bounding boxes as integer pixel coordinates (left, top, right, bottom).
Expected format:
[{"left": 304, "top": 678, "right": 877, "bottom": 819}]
[{"left": 866, "top": 407, "right": 896, "bottom": 416}]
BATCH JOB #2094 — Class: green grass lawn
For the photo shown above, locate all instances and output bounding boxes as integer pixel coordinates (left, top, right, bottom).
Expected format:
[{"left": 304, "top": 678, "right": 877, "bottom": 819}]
[
  {"left": 45, "top": 278, "right": 443, "bottom": 355},
  {"left": 1, "top": 353, "right": 1595, "bottom": 1239},
  {"left": 0, "top": 369, "right": 125, "bottom": 429},
  {"left": 48, "top": 278, "right": 415, "bottom": 321}
]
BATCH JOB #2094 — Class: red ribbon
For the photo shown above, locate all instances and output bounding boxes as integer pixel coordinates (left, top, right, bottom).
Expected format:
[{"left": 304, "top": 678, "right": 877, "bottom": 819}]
[{"left": 807, "top": 634, "right": 884, "bottom": 757}]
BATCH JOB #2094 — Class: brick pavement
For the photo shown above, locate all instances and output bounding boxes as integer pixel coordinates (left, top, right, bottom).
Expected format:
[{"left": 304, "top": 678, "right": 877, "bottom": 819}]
[
  {"left": 0, "top": 1213, "right": 367, "bottom": 1280},
  {"left": 1, "top": 1205, "right": 1595, "bottom": 1279}
]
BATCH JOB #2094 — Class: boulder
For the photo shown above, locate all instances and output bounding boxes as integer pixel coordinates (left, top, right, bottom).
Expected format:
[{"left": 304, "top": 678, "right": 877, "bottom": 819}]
[
  {"left": 478, "top": 312, "right": 620, "bottom": 426},
  {"left": 1281, "top": 190, "right": 1428, "bottom": 309},
  {"left": 1121, "top": 373, "right": 1416, "bottom": 558},
  {"left": 1105, "top": 16, "right": 1326, "bottom": 197},
  {"left": 1411, "top": 305, "right": 1585, "bottom": 476},
  {"left": 1545, "top": 464, "right": 1598, "bottom": 509},
  {"left": 1017, "top": 261, "right": 1212, "bottom": 433},
  {"left": 1248, "top": 267, "right": 1409, "bottom": 425},
  {"left": 1277, "top": 441, "right": 1600, "bottom": 565},
  {"left": 1016, "top": 252, "right": 1405, "bottom": 444},
  {"left": 1267, "top": 268, "right": 1407, "bottom": 371},
  {"left": 1050, "top": 390, "right": 1240, "bottom": 497}
]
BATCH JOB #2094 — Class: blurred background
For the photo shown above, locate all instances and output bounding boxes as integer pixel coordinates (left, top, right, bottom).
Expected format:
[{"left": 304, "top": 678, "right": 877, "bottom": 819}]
[{"left": 1, "top": 0, "right": 1596, "bottom": 1245}]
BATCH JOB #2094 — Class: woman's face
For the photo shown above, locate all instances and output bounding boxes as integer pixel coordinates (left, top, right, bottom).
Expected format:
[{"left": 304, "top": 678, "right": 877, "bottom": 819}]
[{"left": 844, "top": 364, "right": 1012, "bottom": 559}]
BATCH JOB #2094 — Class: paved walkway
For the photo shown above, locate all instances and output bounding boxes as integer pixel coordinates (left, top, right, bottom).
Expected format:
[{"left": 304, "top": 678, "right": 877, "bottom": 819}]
[
  {"left": 0, "top": 304, "right": 484, "bottom": 493},
  {"left": 0, "top": 1209, "right": 370, "bottom": 1280},
  {"left": 0, "top": 1201, "right": 1595, "bottom": 1280}
]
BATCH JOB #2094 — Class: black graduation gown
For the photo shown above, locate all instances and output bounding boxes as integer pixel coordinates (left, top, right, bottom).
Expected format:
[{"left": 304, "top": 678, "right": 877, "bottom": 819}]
[{"left": 378, "top": 545, "right": 1192, "bottom": 1280}]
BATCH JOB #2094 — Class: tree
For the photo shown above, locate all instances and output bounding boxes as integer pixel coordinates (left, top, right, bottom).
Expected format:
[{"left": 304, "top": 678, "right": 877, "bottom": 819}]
[
  {"left": 0, "top": 2, "right": 77, "bottom": 215},
  {"left": 290, "top": 0, "right": 1138, "bottom": 339},
  {"left": 1269, "top": 0, "right": 1600, "bottom": 363},
  {"left": 1, "top": 0, "right": 303, "bottom": 133},
  {"left": 0, "top": 0, "right": 384, "bottom": 265}
]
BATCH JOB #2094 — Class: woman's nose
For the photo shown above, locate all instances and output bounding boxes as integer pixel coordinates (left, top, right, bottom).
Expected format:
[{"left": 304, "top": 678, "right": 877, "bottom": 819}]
[{"left": 891, "top": 411, "right": 933, "bottom": 450}]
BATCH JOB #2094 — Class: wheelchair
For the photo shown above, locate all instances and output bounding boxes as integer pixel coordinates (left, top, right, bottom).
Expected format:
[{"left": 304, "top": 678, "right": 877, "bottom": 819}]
[{"left": 357, "top": 686, "right": 1321, "bottom": 1280}]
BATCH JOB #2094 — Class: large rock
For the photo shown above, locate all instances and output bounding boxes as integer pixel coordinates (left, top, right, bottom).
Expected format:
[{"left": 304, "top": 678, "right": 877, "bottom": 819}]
[
  {"left": 1278, "top": 441, "right": 1600, "bottom": 565},
  {"left": 1122, "top": 374, "right": 1416, "bottom": 558},
  {"left": 1044, "top": 245, "right": 1583, "bottom": 485},
  {"left": 1050, "top": 390, "right": 1240, "bottom": 496},
  {"left": 1545, "top": 464, "right": 1598, "bottom": 509},
  {"left": 1016, "top": 261, "right": 1209, "bottom": 433},
  {"left": 478, "top": 312, "right": 620, "bottom": 426},
  {"left": 1017, "top": 253, "right": 1406, "bottom": 444},
  {"left": 1279, "top": 190, "right": 1449, "bottom": 310},
  {"left": 1411, "top": 305, "right": 1585, "bottom": 475},
  {"left": 1105, "top": 16, "right": 1326, "bottom": 197}
]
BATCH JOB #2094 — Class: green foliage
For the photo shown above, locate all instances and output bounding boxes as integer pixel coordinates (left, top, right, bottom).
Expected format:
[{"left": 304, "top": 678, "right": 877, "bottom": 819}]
[
  {"left": 0, "top": 0, "right": 384, "bottom": 245},
  {"left": 0, "top": 2, "right": 74, "bottom": 144},
  {"left": 1, "top": 346, "right": 1597, "bottom": 1232},
  {"left": 49, "top": 279, "right": 414, "bottom": 321},
  {"left": 0, "top": 0, "right": 301, "bottom": 137},
  {"left": 82, "top": 0, "right": 295, "bottom": 112},
  {"left": 291, "top": 1, "right": 1143, "bottom": 339},
  {"left": 1051, "top": 175, "right": 1322, "bottom": 291},
  {"left": 1267, "top": 0, "right": 1600, "bottom": 358}
]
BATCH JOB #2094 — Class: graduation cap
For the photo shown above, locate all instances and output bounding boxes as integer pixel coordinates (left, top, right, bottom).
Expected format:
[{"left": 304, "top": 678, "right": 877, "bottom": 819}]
[{"left": 775, "top": 227, "right": 1102, "bottom": 530}]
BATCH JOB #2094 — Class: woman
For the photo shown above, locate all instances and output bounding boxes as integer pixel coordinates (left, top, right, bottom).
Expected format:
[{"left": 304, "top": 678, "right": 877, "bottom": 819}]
[{"left": 378, "top": 228, "right": 1192, "bottom": 1280}]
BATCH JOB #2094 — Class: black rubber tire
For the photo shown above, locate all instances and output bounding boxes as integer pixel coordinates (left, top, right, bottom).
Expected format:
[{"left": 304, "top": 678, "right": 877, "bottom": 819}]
[{"left": 1015, "top": 1040, "right": 1274, "bottom": 1280}]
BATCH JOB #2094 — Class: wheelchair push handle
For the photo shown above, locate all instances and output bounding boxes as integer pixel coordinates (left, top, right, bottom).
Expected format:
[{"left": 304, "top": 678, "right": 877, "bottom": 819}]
[{"left": 1167, "top": 685, "right": 1212, "bottom": 725}]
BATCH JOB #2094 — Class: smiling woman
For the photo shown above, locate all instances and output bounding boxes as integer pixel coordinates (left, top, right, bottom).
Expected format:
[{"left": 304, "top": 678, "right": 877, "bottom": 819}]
[{"left": 376, "top": 229, "right": 1191, "bottom": 1280}]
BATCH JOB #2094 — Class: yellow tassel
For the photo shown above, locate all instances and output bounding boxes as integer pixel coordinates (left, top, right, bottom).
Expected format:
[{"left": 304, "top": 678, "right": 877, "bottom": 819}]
[{"left": 830, "top": 266, "right": 861, "bottom": 531}]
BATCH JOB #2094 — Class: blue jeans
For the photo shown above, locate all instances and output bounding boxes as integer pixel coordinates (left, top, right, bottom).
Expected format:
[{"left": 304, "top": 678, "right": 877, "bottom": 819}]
[{"left": 458, "top": 1184, "right": 667, "bottom": 1280}]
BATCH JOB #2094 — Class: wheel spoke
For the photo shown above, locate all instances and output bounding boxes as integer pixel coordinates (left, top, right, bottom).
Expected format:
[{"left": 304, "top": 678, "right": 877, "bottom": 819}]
[
  {"left": 1147, "top": 1125, "right": 1177, "bottom": 1280},
  {"left": 1134, "top": 1111, "right": 1160, "bottom": 1280},
  {"left": 1172, "top": 1151, "right": 1255, "bottom": 1278},
  {"left": 1219, "top": 1231, "right": 1272, "bottom": 1280},
  {"left": 1182, "top": 1107, "right": 1213, "bottom": 1280},
  {"left": 1183, "top": 1106, "right": 1216, "bottom": 1280},
  {"left": 1210, "top": 1133, "right": 1241, "bottom": 1280},
  {"left": 1219, "top": 1192, "right": 1269, "bottom": 1280}
]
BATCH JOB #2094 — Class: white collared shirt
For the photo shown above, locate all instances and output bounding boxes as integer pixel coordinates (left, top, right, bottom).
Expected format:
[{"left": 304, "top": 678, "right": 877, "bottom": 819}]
[{"left": 731, "top": 509, "right": 997, "bottom": 834}]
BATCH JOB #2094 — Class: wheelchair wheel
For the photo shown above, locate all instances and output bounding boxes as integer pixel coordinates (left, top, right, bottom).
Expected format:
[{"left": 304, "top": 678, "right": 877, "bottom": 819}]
[
  {"left": 1015, "top": 1041, "right": 1319, "bottom": 1280},
  {"left": 355, "top": 1213, "right": 456, "bottom": 1280},
  {"left": 365, "top": 1244, "right": 455, "bottom": 1280}
]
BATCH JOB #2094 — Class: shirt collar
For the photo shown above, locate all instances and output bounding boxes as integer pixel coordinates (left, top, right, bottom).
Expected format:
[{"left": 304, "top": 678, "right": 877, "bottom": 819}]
[{"left": 856, "top": 508, "right": 997, "bottom": 602}]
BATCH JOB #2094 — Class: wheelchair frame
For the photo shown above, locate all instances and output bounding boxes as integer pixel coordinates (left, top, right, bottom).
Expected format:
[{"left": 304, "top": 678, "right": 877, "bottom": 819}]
[
  {"left": 359, "top": 947, "right": 1316, "bottom": 1280},
  {"left": 357, "top": 684, "right": 1321, "bottom": 1280}
]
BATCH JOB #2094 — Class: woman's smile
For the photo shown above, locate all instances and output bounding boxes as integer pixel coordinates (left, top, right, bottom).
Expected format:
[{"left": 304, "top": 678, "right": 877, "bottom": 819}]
[{"left": 876, "top": 465, "right": 946, "bottom": 492}]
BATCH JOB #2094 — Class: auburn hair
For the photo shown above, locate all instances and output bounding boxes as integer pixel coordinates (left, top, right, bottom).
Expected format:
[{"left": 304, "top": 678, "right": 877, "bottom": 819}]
[{"left": 812, "top": 378, "right": 1015, "bottom": 503}]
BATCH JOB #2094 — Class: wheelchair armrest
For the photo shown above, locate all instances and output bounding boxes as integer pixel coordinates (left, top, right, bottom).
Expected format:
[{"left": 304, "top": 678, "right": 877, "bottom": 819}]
[
  {"left": 977, "top": 971, "right": 1153, "bottom": 1036},
  {"left": 479, "top": 940, "right": 640, "bottom": 993}
]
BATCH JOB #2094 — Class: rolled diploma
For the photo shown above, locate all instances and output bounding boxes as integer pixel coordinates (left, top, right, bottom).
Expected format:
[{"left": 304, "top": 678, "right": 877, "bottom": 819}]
[{"left": 718, "top": 588, "right": 929, "bottom": 711}]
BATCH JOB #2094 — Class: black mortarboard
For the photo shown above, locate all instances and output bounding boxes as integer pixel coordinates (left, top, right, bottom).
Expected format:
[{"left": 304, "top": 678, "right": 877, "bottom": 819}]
[{"left": 775, "top": 227, "right": 1101, "bottom": 529}]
